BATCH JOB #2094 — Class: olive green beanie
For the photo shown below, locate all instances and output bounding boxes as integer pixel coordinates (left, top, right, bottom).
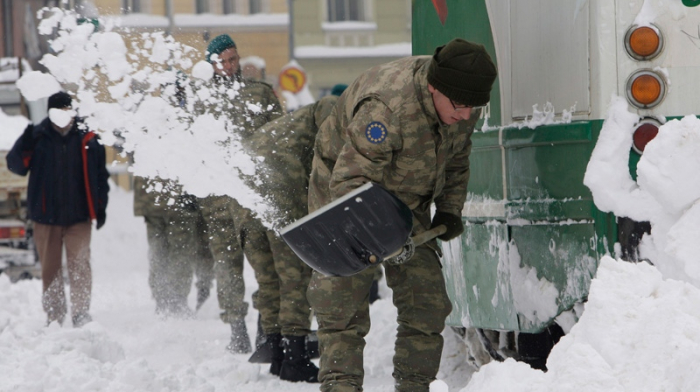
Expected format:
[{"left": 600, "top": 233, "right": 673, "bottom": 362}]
[
  {"left": 427, "top": 38, "right": 497, "bottom": 107},
  {"left": 206, "top": 34, "right": 237, "bottom": 63}
]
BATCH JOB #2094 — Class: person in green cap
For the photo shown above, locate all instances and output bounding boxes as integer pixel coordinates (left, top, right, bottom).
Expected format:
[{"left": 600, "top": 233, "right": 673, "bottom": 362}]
[
  {"left": 238, "top": 84, "right": 351, "bottom": 383},
  {"left": 306, "top": 38, "right": 498, "bottom": 392},
  {"left": 193, "top": 34, "right": 283, "bottom": 354}
]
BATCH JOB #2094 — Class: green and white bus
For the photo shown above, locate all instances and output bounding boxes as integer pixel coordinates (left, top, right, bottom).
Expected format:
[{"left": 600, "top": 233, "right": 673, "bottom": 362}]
[{"left": 413, "top": 0, "right": 700, "bottom": 367}]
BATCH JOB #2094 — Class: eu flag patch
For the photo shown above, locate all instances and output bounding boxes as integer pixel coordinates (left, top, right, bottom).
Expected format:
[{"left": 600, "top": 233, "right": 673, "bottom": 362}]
[{"left": 365, "top": 121, "right": 387, "bottom": 144}]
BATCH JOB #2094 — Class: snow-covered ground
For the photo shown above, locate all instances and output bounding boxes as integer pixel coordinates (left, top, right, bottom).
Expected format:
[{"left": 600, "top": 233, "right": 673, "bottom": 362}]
[
  {"left": 0, "top": 185, "right": 415, "bottom": 392},
  {"left": 2, "top": 149, "right": 700, "bottom": 392},
  {"left": 3, "top": 103, "right": 700, "bottom": 392}
]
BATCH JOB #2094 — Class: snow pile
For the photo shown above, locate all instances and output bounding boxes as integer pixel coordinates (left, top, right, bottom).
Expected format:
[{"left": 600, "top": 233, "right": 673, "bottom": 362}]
[
  {"left": 463, "top": 256, "right": 700, "bottom": 392},
  {"left": 458, "top": 93, "right": 700, "bottom": 390},
  {"left": 584, "top": 96, "right": 700, "bottom": 286}
]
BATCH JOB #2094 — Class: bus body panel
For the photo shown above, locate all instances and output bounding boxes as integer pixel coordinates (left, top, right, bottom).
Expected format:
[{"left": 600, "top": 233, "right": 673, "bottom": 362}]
[{"left": 508, "top": 0, "right": 591, "bottom": 119}]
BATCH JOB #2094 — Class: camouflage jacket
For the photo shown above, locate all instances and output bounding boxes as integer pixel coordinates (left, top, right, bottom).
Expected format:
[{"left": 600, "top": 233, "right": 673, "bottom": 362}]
[
  {"left": 244, "top": 96, "right": 337, "bottom": 226},
  {"left": 308, "top": 56, "right": 479, "bottom": 234},
  {"left": 133, "top": 176, "right": 196, "bottom": 217},
  {"left": 192, "top": 74, "right": 283, "bottom": 136},
  {"left": 191, "top": 74, "right": 283, "bottom": 216}
]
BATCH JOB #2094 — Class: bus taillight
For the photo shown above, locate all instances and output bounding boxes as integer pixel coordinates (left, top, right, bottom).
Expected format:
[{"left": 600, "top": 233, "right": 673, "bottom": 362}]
[
  {"left": 626, "top": 70, "right": 666, "bottom": 108},
  {"left": 625, "top": 25, "right": 663, "bottom": 60},
  {"left": 632, "top": 119, "right": 661, "bottom": 154}
]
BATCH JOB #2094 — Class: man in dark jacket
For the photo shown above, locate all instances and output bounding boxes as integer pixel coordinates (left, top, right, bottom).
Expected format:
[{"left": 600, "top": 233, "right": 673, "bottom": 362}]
[{"left": 6, "top": 91, "right": 110, "bottom": 327}]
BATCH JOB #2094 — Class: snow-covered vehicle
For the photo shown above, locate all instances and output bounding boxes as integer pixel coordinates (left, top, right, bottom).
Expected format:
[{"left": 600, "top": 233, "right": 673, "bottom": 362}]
[
  {"left": 413, "top": 0, "right": 700, "bottom": 369},
  {"left": 0, "top": 57, "right": 41, "bottom": 282}
]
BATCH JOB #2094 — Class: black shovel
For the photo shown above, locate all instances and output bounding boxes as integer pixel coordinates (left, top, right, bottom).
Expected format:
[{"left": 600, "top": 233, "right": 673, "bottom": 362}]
[{"left": 280, "top": 182, "right": 446, "bottom": 277}]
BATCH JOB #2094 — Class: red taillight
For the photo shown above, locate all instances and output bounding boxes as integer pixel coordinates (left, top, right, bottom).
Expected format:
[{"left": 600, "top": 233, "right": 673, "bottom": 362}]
[
  {"left": 632, "top": 120, "right": 660, "bottom": 154},
  {"left": 0, "top": 226, "right": 26, "bottom": 239}
]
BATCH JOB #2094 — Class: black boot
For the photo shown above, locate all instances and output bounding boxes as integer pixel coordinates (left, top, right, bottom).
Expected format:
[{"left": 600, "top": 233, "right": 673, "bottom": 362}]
[
  {"left": 195, "top": 286, "right": 210, "bottom": 311},
  {"left": 226, "top": 319, "right": 252, "bottom": 354},
  {"left": 72, "top": 313, "right": 92, "bottom": 328},
  {"left": 248, "top": 331, "right": 281, "bottom": 364},
  {"left": 253, "top": 314, "right": 266, "bottom": 355},
  {"left": 269, "top": 334, "right": 284, "bottom": 376},
  {"left": 279, "top": 335, "right": 319, "bottom": 383},
  {"left": 306, "top": 331, "right": 320, "bottom": 359}
]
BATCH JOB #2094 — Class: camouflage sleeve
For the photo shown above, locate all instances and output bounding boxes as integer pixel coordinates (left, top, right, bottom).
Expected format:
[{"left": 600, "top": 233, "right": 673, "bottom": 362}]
[
  {"left": 329, "top": 99, "right": 401, "bottom": 200},
  {"left": 132, "top": 176, "right": 181, "bottom": 217},
  {"left": 433, "top": 119, "right": 475, "bottom": 216},
  {"left": 262, "top": 84, "right": 284, "bottom": 123},
  {"left": 245, "top": 108, "right": 313, "bottom": 227},
  {"left": 133, "top": 176, "right": 148, "bottom": 217}
]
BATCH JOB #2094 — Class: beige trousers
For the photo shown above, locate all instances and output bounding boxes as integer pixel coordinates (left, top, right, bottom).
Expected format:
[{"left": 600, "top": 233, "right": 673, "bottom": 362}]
[{"left": 34, "top": 221, "right": 92, "bottom": 323}]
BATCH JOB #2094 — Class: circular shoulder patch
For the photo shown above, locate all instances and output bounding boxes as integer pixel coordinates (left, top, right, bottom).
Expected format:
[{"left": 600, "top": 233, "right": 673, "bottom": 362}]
[{"left": 365, "top": 121, "right": 388, "bottom": 144}]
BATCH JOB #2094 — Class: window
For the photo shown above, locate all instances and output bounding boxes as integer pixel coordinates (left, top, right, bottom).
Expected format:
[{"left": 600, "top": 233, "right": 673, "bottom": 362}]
[
  {"left": 328, "top": 0, "right": 365, "bottom": 22},
  {"left": 249, "top": 0, "right": 262, "bottom": 14},
  {"left": 121, "top": 0, "right": 142, "bottom": 13},
  {"left": 196, "top": 0, "right": 209, "bottom": 14},
  {"left": 223, "top": 0, "right": 235, "bottom": 14}
]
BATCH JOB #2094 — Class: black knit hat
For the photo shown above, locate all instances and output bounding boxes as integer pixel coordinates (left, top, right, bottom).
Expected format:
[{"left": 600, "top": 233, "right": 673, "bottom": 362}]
[
  {"left": 427, "top": 39, "right": 497, "bottom": 107},
  {"left": 206, "top": 34, "right": 237, "bottom": 63},
  {"left": 48, "top": 91, "right": 72, "bottom": 110}
]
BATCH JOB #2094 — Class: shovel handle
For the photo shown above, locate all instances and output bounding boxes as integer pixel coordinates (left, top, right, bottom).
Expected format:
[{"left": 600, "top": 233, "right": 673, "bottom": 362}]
[
  {"left": 411, "top": 225, "right": 447, "bottom": 246},
  {"left": 369, "top": 225, "right": 448, "bottom": 264}
]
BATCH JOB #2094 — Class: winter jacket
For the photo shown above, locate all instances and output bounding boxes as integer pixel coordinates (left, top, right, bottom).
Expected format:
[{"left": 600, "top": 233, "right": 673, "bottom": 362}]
[
  {"left": 244, "top": 96, "right": 337, "bottom": 227},
  {"left": 6, "top": 117, "right": 110, "bottom": 228},
  {"left": 309, "top": 56, "right": 480, "bottom": 235}
]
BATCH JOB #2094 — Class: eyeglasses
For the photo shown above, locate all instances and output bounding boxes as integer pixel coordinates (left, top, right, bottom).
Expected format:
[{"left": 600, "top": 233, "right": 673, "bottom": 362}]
[{"left": 449, "top": 98, "right": 486, "bottom": 112}]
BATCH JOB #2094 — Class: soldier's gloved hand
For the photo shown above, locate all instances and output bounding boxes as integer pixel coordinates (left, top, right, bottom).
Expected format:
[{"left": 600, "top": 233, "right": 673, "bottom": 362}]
[{"left": 431, "top": 211, "right": 464, "bottom": 241}]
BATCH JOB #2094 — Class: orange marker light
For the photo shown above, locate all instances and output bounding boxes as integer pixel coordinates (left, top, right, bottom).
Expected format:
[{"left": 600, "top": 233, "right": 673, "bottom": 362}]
[
  {"left": 627, "top": 26, "right": 662, "bottom": 60},
  {"left": 625, "top": 25, "right": 663, "bottom": 60},
  {"left": 626, "top": 70, "right": 665, "bottom": 108}
]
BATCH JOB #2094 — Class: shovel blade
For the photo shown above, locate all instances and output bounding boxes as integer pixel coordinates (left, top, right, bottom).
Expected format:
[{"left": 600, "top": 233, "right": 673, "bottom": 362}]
[{"left": 280, "top": 183, "right": 413, "bottom": 277}]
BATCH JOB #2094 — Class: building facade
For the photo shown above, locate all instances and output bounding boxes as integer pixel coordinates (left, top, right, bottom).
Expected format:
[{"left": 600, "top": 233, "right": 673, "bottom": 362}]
[
  {"left": 89, "top": 0, "right": 290, "bottom": 85},
  {"left": 0, "top": 0, "right": 49, "bottom": 66},
  {"left": 292, "top": 0, "right": 412, "bottom": 97}
]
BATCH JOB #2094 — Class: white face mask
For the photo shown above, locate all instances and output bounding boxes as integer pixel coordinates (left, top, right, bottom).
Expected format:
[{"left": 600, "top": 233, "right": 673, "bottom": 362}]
[{"left": 49, "top": 108, "right": 76, "bottom": 128}]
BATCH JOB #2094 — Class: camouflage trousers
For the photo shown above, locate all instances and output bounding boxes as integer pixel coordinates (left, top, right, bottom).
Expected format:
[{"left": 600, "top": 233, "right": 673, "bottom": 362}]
[
  {"left": 308, "top": 246, "right": 452, "bottom": 392},
  {"left": 199, "top": 195, "right": 247, "bottom": 323},
  {"left": 145, "top": 213, "right": 199, "bottom": 313},
  {"left": 194, "top": 212, "right": 215, "bottom": 297},
  {"left": 230, "top": 201, "right": 314, "bottom": 337}
]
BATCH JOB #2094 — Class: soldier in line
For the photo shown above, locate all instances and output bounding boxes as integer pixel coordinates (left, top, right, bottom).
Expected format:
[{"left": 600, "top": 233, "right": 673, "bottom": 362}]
[
  {"left": 306, "top": 39, "right": 498, "bottom": 392},
  {"left": 132, "top": 71, "right": 215, "bottom": 318},
  {"left": 237, "top": 88, "right": 350, "bottom": 382},
  {"left": 195, "top": 34, "right": 283, "bottom": 354},
  {"left": 133, "top": 177, "right": 210, "bottom": 317}
]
